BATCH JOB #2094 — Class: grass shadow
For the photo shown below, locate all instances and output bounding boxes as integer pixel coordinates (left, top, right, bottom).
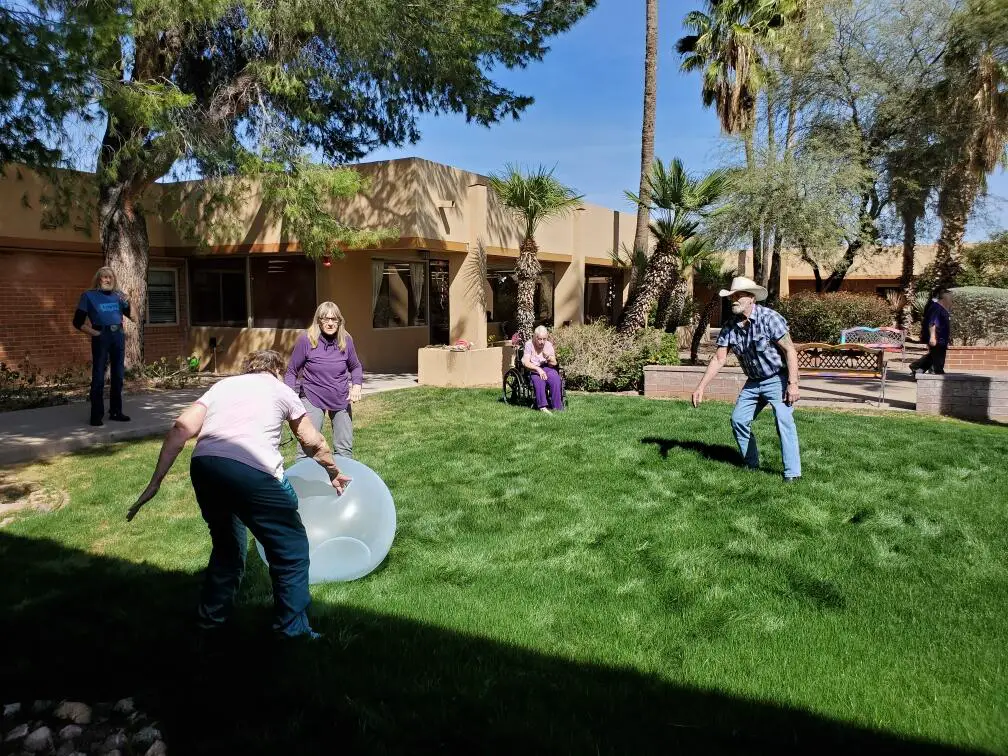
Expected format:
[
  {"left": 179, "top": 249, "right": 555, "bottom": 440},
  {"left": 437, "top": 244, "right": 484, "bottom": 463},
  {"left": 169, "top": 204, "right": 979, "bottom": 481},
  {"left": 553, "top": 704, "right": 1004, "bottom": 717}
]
[
  {"left": 0, "top": 531, "right": 986, "bottom": 756},
  {"left": 641, "top": 436, "right": 758, "bottom": 470}
]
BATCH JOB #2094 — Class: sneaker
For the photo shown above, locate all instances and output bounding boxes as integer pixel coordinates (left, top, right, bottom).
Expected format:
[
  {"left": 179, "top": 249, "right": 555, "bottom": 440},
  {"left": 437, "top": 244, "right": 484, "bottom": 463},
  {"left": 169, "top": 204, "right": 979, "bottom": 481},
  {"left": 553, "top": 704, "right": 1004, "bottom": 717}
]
[
  {"left": 783, "top": 476, "right": 801, "bottom": 483},
  {"left": 109, "top": 413, "right": 131, "bottom": 422},
  {"left": 539, "top": 407, "right": 552, "bottom": 414}
]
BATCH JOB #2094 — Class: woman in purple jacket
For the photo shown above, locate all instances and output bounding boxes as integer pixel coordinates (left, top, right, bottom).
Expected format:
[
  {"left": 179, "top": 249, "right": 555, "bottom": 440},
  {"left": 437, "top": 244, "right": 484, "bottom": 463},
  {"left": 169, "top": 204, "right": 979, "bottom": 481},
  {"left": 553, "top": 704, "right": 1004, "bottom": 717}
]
[{"left": 284, "top": 301, "right": 363, "bottom": 458}]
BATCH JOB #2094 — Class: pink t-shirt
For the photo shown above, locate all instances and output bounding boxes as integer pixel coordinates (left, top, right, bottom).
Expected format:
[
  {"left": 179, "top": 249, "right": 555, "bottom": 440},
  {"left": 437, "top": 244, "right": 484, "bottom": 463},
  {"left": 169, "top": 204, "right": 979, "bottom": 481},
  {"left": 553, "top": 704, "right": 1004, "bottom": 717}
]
[
  {"left": 523, "top": 339, "right": 556, "bottom": 368},
  {"left": 192, "top": 373, "right": 307, "bottom": 479}
]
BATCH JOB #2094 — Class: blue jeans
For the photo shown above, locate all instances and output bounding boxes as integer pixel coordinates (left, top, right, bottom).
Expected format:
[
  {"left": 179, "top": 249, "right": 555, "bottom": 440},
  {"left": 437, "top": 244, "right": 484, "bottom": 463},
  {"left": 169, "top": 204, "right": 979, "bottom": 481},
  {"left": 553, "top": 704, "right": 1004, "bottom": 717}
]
[
  {"left": 189, "top": 455, "right": 314, "bottom": 638},
  {"left": 730, "top": 374, "right": 802, "bottom": 479},
  {"left": 90, "top": 328, "right": 125, "bottom": 420}
]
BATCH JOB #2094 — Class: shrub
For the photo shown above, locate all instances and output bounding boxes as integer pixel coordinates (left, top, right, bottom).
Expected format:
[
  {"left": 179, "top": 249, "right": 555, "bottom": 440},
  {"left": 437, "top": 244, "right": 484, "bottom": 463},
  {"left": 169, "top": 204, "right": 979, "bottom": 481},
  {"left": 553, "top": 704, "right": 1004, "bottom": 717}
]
[
  {"left": 126, "top": 356, "right": 201, "bottom": 389},
  {"left": 949, "top": 287, "right": 1008, "bottom": 346},
  {"left": 0, "top": 357, "right": 82, "bottom": 412},
  {"left": 552, "top": 322, "right": 679, "bottom": 392},
  {"left": 776, "top": 292, "right": 892, "bottom": 343}
]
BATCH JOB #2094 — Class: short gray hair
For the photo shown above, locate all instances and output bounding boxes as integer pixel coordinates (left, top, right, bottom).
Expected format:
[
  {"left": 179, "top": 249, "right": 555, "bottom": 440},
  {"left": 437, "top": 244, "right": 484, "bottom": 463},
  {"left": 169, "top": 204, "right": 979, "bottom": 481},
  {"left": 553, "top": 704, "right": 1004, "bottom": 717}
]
[
  {"left": 533, "top": 325, "right": 550, "bottom": 337},
  {"left": 241, "top": 349, "right": 285, "bottom": 377}
]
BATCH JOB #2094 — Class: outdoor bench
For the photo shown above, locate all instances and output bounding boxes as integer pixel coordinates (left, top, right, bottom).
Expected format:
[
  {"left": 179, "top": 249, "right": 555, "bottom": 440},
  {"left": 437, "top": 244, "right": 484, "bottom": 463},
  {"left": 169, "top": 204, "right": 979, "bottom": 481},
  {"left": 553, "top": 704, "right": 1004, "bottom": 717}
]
[
  {"left": 839, "top": 326, "right": 905, "bottom": 356},
  {"left": 796, "top": 343, "right": 888, "bottom": 404}
]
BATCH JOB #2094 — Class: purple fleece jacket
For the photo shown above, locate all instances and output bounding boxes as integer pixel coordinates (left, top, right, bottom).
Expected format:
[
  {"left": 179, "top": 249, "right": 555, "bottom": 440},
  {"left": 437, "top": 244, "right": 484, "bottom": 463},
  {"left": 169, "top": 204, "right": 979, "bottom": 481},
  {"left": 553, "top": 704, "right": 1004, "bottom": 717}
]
[{"left": 284, "top": 332, "right": 363, "bottom": 412}]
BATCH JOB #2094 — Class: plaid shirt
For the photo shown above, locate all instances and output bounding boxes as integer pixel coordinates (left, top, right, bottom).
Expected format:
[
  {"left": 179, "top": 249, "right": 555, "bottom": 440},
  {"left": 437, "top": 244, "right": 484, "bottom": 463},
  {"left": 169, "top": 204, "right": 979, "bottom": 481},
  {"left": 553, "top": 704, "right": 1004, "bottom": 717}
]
[{"left": 716, "top": 304, "right": 790, "bottom": 380}]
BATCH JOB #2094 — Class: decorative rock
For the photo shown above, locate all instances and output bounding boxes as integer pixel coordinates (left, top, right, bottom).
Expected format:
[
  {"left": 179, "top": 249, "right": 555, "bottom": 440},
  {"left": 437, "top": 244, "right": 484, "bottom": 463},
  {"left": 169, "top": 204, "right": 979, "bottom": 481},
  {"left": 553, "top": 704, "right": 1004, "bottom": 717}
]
[
  {"left": 53, "top": 702, "right": 92, "bottom": 725},
  {"left": 57, "top": 724, "right": 82, "bottom": 742},
  {"left": 5, "top": 723, "right": 29, "bottom": 742},
  {"left": 22, "top": 725, "right": 54, "bottom": 753},
  {"left": 55, "top": 742, "right": 78, "bottom": 756},
  {"left": 144, "top": 741, "right": 167, "bottom": 756},
  {"left": 131, "top": 726, "right": 162, "bottom": 751},
  {"left": 111, "top": 698, "right": 134, "bottom": 716},
  {"left": 3, "top": 702, "right": 21, "bottom": 718},
  {"left": 31, "top": 701, "right": 53, "bottom": 715},
  {"left": 98, "top": 731, "right": 127, "bottom": 754}
]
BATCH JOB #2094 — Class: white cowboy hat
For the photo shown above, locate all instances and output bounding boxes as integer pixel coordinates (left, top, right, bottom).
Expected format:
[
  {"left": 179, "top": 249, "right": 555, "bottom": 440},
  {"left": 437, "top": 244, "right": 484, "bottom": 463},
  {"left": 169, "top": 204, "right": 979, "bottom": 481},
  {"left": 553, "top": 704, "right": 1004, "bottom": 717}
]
[{"left": 719, "top": 276, "right": 768, "bottom": 302}]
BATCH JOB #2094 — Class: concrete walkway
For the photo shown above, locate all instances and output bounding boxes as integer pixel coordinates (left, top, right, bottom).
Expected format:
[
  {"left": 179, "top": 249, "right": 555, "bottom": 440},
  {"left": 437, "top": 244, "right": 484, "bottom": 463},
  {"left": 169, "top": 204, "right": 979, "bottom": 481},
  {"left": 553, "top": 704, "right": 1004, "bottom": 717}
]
[{"left": 0, "top": 373, "right": 418, "bottom": 468}]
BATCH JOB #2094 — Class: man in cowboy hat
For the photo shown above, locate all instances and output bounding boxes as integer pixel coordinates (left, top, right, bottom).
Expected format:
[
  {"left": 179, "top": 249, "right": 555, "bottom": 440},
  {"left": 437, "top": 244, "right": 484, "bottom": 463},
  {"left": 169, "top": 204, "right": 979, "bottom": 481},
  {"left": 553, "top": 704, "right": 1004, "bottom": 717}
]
[{"left": 691, "top": 276, "right": 802, "bottom": 482}]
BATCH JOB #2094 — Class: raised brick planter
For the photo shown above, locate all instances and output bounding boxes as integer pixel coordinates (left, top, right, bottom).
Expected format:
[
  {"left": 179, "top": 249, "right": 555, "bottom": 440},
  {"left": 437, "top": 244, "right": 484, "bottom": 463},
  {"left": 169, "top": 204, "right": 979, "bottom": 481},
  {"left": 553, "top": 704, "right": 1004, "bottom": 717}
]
[
  {"left": 915, "top": 373, "right": 1008, "bottom": 423},
  {"left": 644, "top": 364, "right": 747, "bottom": 402},
  {"left": 943, "top": 347, "right": 1008, "bottom": 372}
]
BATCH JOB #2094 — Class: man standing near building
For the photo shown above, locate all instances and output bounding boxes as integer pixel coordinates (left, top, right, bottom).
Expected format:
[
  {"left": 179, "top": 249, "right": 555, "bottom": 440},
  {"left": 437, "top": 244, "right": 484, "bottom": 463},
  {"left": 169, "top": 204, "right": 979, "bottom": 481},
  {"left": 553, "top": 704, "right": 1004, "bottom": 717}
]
[
  {"left": 74, "top": 266, "right": 134, "bottom": 426},
  {"left": 910, "top": 287, "right": 952, "bottom": 377},
  {"left": 690, "top": 276, "right": 802, "bottom": 482}
]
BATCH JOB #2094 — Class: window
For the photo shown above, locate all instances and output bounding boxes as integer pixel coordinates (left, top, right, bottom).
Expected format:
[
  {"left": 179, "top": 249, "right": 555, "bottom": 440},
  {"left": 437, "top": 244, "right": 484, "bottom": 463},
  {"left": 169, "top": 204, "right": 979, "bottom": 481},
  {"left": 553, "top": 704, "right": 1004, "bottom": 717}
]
[
  {"left": 189, "top": 257, "right": 247, "bottom": 326},
  {"left": 486, "top": 269, "right": 555, "bottom": 337},
  {"left": 147, "top": 268, "right": 178, "bottom": 325},
  {"left": 250, "top": 256, "right": 316, "bottom": 328},
  {"left": 372, "top": 261, "right": 427, "bottom": 328}
]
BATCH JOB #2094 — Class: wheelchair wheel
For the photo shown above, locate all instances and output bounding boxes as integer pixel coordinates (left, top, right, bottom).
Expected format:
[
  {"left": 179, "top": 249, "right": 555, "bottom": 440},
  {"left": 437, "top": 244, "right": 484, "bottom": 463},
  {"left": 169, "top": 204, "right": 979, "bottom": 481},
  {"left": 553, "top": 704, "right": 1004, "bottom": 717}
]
[{"left": 502, "top": 369, "right": 526, "bottom": 405}]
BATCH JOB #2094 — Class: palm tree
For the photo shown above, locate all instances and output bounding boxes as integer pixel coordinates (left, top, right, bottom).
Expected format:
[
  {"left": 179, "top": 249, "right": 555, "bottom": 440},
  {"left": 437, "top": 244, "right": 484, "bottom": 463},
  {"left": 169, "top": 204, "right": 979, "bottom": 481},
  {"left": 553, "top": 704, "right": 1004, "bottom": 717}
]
[
  {"left": 487, "top": 165, "right": 583, "bottom": 344},
  {"left": 932, "top": 28, "right": 1008, "bottom": 286},
  {"left": 676, "top": 0, "right": 767, "bottom": 135},
  {"left": 630, "top": 0, "right": 660, "bottom": 298},
  {"left": 689, "top": 257, "right": 735, "bottom": 363},
  {"left": 676, "top": 0, "right": 799, "bottom": 284},
  {"left": 617, "top": 158, "right": 730, "bottom": 336},
  {"left": 654, "top": 236, "right": 715, "bottom": 330}
]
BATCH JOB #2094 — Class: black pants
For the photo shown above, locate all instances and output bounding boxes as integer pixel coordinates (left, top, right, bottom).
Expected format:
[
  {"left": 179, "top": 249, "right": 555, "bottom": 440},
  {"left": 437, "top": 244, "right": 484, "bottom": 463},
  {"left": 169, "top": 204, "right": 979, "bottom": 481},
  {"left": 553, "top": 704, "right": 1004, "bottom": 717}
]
[
  {"left": 90, "top": 328, "right": 125, "bottom": 420},
  {"left": 910, "top": 344, "right": 947, "bottom": 375}
]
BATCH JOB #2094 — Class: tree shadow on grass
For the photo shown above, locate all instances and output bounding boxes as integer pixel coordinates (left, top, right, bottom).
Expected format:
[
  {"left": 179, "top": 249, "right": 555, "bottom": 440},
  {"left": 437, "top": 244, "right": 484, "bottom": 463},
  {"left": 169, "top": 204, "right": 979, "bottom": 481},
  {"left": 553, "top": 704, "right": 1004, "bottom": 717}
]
[{"left": 0, "top": 531, "right": 988, "bottom": 756}]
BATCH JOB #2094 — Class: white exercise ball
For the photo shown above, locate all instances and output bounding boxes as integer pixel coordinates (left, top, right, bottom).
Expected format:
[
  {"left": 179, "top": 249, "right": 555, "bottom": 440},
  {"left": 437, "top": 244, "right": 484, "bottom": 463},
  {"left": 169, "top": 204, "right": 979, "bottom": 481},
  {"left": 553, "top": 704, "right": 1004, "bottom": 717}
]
[{"left": 256, "top": 457, "right": 396, "bottom": 583}]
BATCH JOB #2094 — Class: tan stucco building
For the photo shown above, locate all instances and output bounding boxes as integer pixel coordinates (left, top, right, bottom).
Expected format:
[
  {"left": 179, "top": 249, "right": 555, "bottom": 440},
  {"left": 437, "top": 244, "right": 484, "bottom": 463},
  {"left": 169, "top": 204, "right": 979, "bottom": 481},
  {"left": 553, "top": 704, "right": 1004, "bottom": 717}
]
[{"left": 0, "top": 157, "right": 938, "bottom": 376}]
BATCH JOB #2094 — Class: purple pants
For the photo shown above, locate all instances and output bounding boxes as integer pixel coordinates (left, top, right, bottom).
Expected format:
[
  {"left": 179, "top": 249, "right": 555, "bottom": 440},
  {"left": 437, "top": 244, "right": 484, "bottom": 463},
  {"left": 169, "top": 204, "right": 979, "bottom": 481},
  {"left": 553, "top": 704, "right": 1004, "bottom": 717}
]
[{"left": 530, "top": 365, "right": 564, "bottom": 410}]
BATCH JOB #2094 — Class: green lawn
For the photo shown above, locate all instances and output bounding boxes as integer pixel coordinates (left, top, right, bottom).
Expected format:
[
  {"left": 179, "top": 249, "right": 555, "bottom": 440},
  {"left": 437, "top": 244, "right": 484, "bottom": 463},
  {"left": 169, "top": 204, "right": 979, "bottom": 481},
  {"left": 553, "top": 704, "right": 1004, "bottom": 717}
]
[{"left": 2, "top": 389, "right": 1006, "bottom": 755}]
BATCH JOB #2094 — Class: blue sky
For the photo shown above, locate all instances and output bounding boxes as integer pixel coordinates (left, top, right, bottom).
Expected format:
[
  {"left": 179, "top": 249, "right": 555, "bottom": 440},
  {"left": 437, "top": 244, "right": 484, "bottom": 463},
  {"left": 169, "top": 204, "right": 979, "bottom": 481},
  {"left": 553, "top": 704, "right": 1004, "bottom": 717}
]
[{"left": 363, "top": 1, "right": 1007, "bottom": 241}]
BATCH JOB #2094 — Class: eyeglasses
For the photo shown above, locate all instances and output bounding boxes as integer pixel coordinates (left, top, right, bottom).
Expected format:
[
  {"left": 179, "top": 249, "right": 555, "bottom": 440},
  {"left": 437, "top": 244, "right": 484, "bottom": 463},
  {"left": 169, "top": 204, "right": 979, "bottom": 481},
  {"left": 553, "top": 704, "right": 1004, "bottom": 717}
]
[{"left": 319, "top": 317, "right": 340, "bottom": 324}]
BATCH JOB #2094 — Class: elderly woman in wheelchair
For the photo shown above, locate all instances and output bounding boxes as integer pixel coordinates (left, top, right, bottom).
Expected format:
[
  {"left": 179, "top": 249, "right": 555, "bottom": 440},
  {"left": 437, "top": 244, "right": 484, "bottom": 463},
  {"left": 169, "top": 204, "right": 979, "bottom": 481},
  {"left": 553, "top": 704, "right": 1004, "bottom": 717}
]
[{"left": 499, "top": 326, "right": 564, "bottom": 415}]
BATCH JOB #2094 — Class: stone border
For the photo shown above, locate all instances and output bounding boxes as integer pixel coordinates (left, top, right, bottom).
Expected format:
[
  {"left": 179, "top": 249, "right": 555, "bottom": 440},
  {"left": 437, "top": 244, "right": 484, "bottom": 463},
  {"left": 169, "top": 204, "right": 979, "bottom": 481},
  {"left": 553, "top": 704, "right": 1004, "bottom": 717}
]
[
  {"left": 643, "top": 364, "right": 746, "bottom": 402},
  {"left": 915, "top": 373, "right": 1008, "bottom": 423},
  {"left": 943, "top": 346, "right": 1008, "bottom": 372}
]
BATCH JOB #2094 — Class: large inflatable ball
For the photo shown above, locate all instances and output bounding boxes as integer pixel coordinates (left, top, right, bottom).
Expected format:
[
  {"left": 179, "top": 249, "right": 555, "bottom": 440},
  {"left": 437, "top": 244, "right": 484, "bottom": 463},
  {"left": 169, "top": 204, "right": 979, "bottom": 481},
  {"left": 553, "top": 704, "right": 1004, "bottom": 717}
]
[{"left": 257, "top": 457, "right": 396, "bottom": 583}]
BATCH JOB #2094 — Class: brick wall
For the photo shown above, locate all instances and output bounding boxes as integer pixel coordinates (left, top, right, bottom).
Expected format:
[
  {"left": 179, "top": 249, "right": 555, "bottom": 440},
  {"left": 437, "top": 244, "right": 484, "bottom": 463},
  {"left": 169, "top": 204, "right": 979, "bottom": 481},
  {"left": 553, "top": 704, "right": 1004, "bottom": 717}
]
[
  {"left": 644, "top": 364, "right": 747, "bottom": 401},
  {"left": 943, "top": 347, "right": 1008, "bottom": 372},
  {"left": 0, "top": 249, "right": 188, "bottom": 375},
  {"left": 915, "top": 373, "right": 1008, "bottom": 423}
]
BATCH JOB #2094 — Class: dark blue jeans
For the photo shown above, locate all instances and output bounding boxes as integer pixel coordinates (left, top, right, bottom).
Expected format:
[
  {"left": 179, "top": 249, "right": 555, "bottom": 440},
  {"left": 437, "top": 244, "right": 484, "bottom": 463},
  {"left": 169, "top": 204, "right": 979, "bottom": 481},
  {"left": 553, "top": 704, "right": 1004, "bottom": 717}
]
[
  {"left": 90, "top": 328, "right": 125, "bottom": 420},
  {"left": 189, "top": 455, "right": 314, "bottom": 638}
]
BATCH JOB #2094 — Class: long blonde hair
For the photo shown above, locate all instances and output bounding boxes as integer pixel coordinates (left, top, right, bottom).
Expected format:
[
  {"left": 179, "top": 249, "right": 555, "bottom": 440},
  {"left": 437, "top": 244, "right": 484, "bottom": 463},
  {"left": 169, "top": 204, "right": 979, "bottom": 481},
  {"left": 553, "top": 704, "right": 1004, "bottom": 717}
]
[
  {"left": 307, "top": 301, "right": 350, "bottom": 350},
  {"left": 91, "top": 266, "right": 118, "bottom": 291}
]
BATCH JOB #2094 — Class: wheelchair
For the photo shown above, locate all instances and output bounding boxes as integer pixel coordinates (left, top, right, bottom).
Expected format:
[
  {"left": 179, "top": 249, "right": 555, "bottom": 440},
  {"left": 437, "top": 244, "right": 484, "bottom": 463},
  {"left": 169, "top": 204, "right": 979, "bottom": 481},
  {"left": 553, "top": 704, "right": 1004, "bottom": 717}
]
[{"left": 501, "top": 347, "right": 568, "bottom": 408}]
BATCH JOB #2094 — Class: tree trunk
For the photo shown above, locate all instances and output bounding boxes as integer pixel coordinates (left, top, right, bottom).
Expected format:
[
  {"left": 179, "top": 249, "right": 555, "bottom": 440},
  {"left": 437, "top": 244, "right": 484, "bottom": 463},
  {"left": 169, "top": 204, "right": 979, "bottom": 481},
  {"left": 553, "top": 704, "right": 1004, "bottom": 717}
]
[
  {"left": 799, "top": 244, "right": 824, "bottom": 293},
  {"left": 629, "top": 0, "right": 659, "bottom": 295},
  {"left": 744, "top": 131, "right": 761, "bottom": 282},
  {"left": 99, "top": 181, "right": 149, "bottom": 368},
  {"left": 690, "top": 294, "right": 721, "bottom": 364},
  {"left": 665, "top": 277, "right": 688, "bottom": 331},
  {"left": 767, "top": 230, "right": 783, "bottom": 302},
  {"left": 617, "top": 240, "right": 676, "bottom": 336},
  {"left": 934, "top": 168, "right": 975, "bottom": 287},
  {"left": 822, "top": 239, "right": 862, "bottom": 293},
  {"left": 898, "top": 207, "right": 919, "bottom": 330},
  {"left": 514, "top": 235, "right": 542, "bottom": 345},
  {"left": 653, "top": 286, "right": 673, "bottom": 330}
]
